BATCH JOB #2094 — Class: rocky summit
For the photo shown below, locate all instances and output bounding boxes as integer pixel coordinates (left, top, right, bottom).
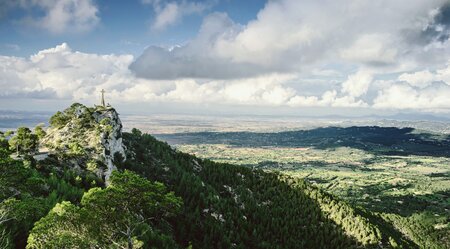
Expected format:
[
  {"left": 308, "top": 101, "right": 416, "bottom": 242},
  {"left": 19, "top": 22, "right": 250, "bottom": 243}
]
[{"left": 42, "top": 103, "right": 126, "bottom": 183}]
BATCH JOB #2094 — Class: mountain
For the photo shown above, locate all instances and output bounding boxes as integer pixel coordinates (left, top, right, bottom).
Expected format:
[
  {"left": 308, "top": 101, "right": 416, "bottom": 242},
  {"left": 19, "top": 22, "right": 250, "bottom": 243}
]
[{"left": 0, "top": 104, "right": 430, "bottom": 248}]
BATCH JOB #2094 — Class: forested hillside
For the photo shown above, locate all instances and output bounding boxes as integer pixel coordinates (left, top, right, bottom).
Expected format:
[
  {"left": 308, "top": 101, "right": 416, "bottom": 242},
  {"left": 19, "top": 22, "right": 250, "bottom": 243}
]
[
  {"left": 0, "top": 104, "right": 435, "bottom": 248},
  {"left": 118, "top": 130, "right": 417, "bottom": 248}
]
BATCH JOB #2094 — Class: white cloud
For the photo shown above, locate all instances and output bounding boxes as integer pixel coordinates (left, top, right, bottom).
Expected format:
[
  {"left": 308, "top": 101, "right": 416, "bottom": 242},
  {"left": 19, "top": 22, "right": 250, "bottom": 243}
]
[
  {"left": 142, "top": 0, "right": 213, "bottom": 31},
  {"left": 398, "top": 70, "right": 436, "bottom": 88},
  {"left": 288, "top": 90, "right": 367, "bottom": 108},
  {"left": 132, "top": 0, "right": 450, "bottom": 80},
  {"left": 340, "top": 34, "right": 398, "bottom": 65},
  {"left": 373, "top": 83, "right": 450, "bottom": 111},
  {"left": 130, "top": 13, "right": 258, "bottom": 79},
  {"left": 17, "top": 0, "right": 99, "bottom": 34},
  {"left": 152, "top": 3, "right": 180, "bottom": 31},
  {"left": 341, "top": 70, "right": 373, "bottom": 97},
  {"left": 0, "top": 43, "right": 134, "bottom": 99},
  {"left": 436, "top": 62, "right": 450, "bottom": 83},
  {"left": 1, "top": 43, "right": 450, "bottom": 113},
  {"left": 397, "top": 61, "right": 450, "bottom": 88},
  {"left": 131, "top": 0, "right": 450, "bottom": 113}
]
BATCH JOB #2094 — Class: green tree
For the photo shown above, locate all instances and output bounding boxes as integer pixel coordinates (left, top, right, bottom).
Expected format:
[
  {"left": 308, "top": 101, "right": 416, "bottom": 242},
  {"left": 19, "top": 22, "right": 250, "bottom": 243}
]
[
  {"left": 0, "top": 132, "right": 9, "bottom": 150},
  {"left": 26, "top": 201, "right": 94, "bottom": 249},
  {"left": 33, "top": 125, "right": 46, "bottom": 140},
  {"left": 27, "top": 170, "right": 182, "bottom": 249},
  {"left": 8, "top": 127, "right": 38, "bottom": 155},
  {"left": 0, "top": 205, "right": 13, "bottom": 249}
]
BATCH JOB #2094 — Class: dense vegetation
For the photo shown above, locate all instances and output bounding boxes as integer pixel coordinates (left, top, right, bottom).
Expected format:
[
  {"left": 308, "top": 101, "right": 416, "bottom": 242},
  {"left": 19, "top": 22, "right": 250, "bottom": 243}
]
[
  {"left": 1, "top": 127, "right": 417, "bottom": 248},
  {"left": 27, "top": 170, "right": 182, "bottom": 248},
  {"left": 119, "top": 129, "right": 417, "bottom": 248},
  {"left": 0, "top": 135, "right": 86, "bottom": 247},
  {"left": 1, "top": 109, "right": 446, "bottom": 248},
  {"left": 161, "top": 128, "right": 450, "bottom": 248}
]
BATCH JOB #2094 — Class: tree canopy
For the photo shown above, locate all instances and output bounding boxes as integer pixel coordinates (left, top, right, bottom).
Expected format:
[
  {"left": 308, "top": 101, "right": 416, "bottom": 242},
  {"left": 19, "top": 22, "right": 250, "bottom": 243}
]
[
  {"left": 27, "top": 170, "right": 182, "bottom": 249},
  {"left": 8, "top": 127, "right": 38, "bottom": 155}
]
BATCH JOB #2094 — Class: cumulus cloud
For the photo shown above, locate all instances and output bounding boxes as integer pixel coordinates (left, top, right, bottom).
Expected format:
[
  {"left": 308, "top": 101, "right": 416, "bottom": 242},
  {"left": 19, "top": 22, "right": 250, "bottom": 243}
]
[
  {"left": 373, "top": 63, "right": 450, "bottom": 111},
  {"left": 398, "top": 70, "right": 436, "bottom": 88},
  {"left": 2, "top": 1, "right": 450, "bottom": 114},
  {"left": 11, "top": 0, "right": 100, "bottom": 34},
  {"left": 2, "top": 41, "right": 450, "bottom": 112},
  {"left": 397, "top": 61, "right": 450, "bottom": 89},
  {"left": 0, "top": 43, "right": 370, "bottom": 109},
  {"left": 0, "top": 43, "right": 134, "bottom": 99},
  {"left": 131, "top": 0, "right": 450, "bottom": 80},
  {"left": 288, "top": 90, "right": 367, "bottom": 108},
  {"left": 373, "top": 83, "right": 450, "bottom": 111},
  {"left": 340, "top": 34, "right": 398, "bottom": 66},
  {"left": 128, "top": 0, "right": 450, "bottom": 113},
  {"left": 142, "top": 0, "right": 214, "bottom": 31},
  {"left": 130, "top": 13, "right": 267, "bottom": 79},
  {"left": 341, "top": 70, "right": 373, "bottom": 97}
]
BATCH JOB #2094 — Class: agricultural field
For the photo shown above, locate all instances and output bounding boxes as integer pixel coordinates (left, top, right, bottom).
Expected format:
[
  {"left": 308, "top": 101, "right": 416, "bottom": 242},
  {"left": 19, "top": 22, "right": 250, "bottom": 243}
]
[{"left": 176, "top": 144, "right": 449, "bottom": 215}]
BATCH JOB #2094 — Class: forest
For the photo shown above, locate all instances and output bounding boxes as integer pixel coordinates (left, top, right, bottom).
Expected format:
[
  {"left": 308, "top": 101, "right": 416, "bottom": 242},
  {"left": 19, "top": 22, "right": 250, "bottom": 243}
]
[
  {"left": 0, "top": 129, "right": 430, "bottom": 248},
  {"left": 157, "top": 128, "right": 450, "bottom": 248},
  {"left": 0, "top": 105, "right": 448, "bottom": 248}
]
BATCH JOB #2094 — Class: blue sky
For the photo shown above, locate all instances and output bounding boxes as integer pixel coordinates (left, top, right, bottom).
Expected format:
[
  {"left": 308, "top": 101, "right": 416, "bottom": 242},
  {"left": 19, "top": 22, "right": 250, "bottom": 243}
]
[
  {"left": 1, "top": 0, "right": 450, "bottom": 117},
  {"left": 0, "top": 0, "right": 266, "bottom": 56}
]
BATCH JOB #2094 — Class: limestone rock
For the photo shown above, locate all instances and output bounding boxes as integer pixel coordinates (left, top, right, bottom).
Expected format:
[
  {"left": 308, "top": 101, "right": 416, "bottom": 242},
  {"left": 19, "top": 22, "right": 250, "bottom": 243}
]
[{"left": 42, "top": 103, "right": 126, "bottom": 184}]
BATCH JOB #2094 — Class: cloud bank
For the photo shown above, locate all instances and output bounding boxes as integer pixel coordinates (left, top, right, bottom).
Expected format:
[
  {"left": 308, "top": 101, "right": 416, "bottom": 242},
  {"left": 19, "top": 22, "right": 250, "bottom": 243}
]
[
  {"left": 131, "top": 0, "right": 450, "bottom": 80},
  {"left": 1, "top": 0, "right": 450, "bottom": 114},
  {"left": 1, "top": 43, "right": 450, "bottom": 113}
]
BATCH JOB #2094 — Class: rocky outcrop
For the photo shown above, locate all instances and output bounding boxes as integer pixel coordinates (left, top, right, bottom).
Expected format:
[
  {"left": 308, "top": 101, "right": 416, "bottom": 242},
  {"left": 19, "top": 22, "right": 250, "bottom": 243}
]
[
  {"left": 92, "top": 107, "right": 126, "bottom": 182},
  {"left": 42, "top": 103, "right": 126, "bottom": 184}
]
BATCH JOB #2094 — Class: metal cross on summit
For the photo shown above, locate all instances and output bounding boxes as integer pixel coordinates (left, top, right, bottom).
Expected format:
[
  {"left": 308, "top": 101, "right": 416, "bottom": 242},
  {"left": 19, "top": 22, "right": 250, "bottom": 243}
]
[{"left": 100, "top": 89, "right": 106, "bottom": 107}]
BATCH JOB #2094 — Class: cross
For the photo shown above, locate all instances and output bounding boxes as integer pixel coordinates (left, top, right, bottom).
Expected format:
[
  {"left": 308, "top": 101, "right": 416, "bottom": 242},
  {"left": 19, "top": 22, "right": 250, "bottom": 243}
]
[{"left": 101, "top": 89, "right": 106, "bottom": 107}]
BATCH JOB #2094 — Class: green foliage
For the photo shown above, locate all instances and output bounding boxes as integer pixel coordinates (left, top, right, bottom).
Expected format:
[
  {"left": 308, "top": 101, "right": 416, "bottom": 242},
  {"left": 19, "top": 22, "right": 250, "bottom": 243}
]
[
  {"left": 86, "top": 160, "right": 98, "bottom": 172},
  {"left": 49, "top": 111, "right": 69, "bottom": 128},
  {"left": 49, "top": 103, "right": 96, "bottom": 129},
  {"left": 382, "top": 213, "right": 450, "bottom": 249},
  {"left": 33, "top": 125, "right": 46, "bottom": 140},
  {"left": 8, "top": 127, "right": 38, "bottom": 155},
  {"left": 113, "top": 151, "right": 125, "bottom": 165},
  {"left": 0, "top": 140, "right": 85, "bottom": 248},
  {"left": 1, "top": 198, "right": 49, "bottom": 246},
  {"left": 68, "top": 142, "right": 85, "bottom": 156},
  {"left": 26, "top": 201, "right": 93, "bottom": 249},
  {"left": 120, "top": 130, "right": 416, "bottom": 248},
  {"left": 171, "top": 129, "right": 450, "bottom": 248},
  {"left": 0, "top": 227, "right": 12, "bottom": 249},
  {"left": 0, "top": 131, "right": 10, "bottom": 150},
  {"left": 28, "top": 170, "right": 182, "bottom": 248},
  {"left": 3, "top": 104, "right": 446, "bottom": 249}
]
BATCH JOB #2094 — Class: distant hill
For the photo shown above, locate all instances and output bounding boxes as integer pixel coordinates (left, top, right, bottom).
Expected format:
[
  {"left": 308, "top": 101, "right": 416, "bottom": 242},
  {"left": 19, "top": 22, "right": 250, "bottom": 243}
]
[{"left": 156, "top": 126, "right": 450, "bottom": 157}]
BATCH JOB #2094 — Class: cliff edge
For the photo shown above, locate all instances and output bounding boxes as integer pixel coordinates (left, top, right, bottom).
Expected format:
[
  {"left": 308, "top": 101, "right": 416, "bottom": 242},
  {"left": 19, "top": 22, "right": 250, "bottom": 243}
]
[{"left": 42, "top": 103, "right": 126, "bottom": 183}]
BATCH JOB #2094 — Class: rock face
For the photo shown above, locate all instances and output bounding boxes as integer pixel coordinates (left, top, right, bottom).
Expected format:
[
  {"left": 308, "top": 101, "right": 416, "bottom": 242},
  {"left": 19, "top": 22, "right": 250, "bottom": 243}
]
[
  {"left": 92, "top": 107, "right": 126, "bottom": 182},
  {"left": 42, "top": 103, "right": 126, "bottom": 184}
]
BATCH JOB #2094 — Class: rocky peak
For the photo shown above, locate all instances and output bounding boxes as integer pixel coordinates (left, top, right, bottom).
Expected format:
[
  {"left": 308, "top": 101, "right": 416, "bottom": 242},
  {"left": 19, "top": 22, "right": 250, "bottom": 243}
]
[{"left": 42, "top": 103, "right": 126, "bottom": 184}]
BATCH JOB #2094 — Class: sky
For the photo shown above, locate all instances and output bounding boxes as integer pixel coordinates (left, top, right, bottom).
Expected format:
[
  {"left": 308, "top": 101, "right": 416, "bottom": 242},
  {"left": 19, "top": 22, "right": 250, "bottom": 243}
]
[{"left": 1, "top": 0, "right": 450, "bottom": 117}]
